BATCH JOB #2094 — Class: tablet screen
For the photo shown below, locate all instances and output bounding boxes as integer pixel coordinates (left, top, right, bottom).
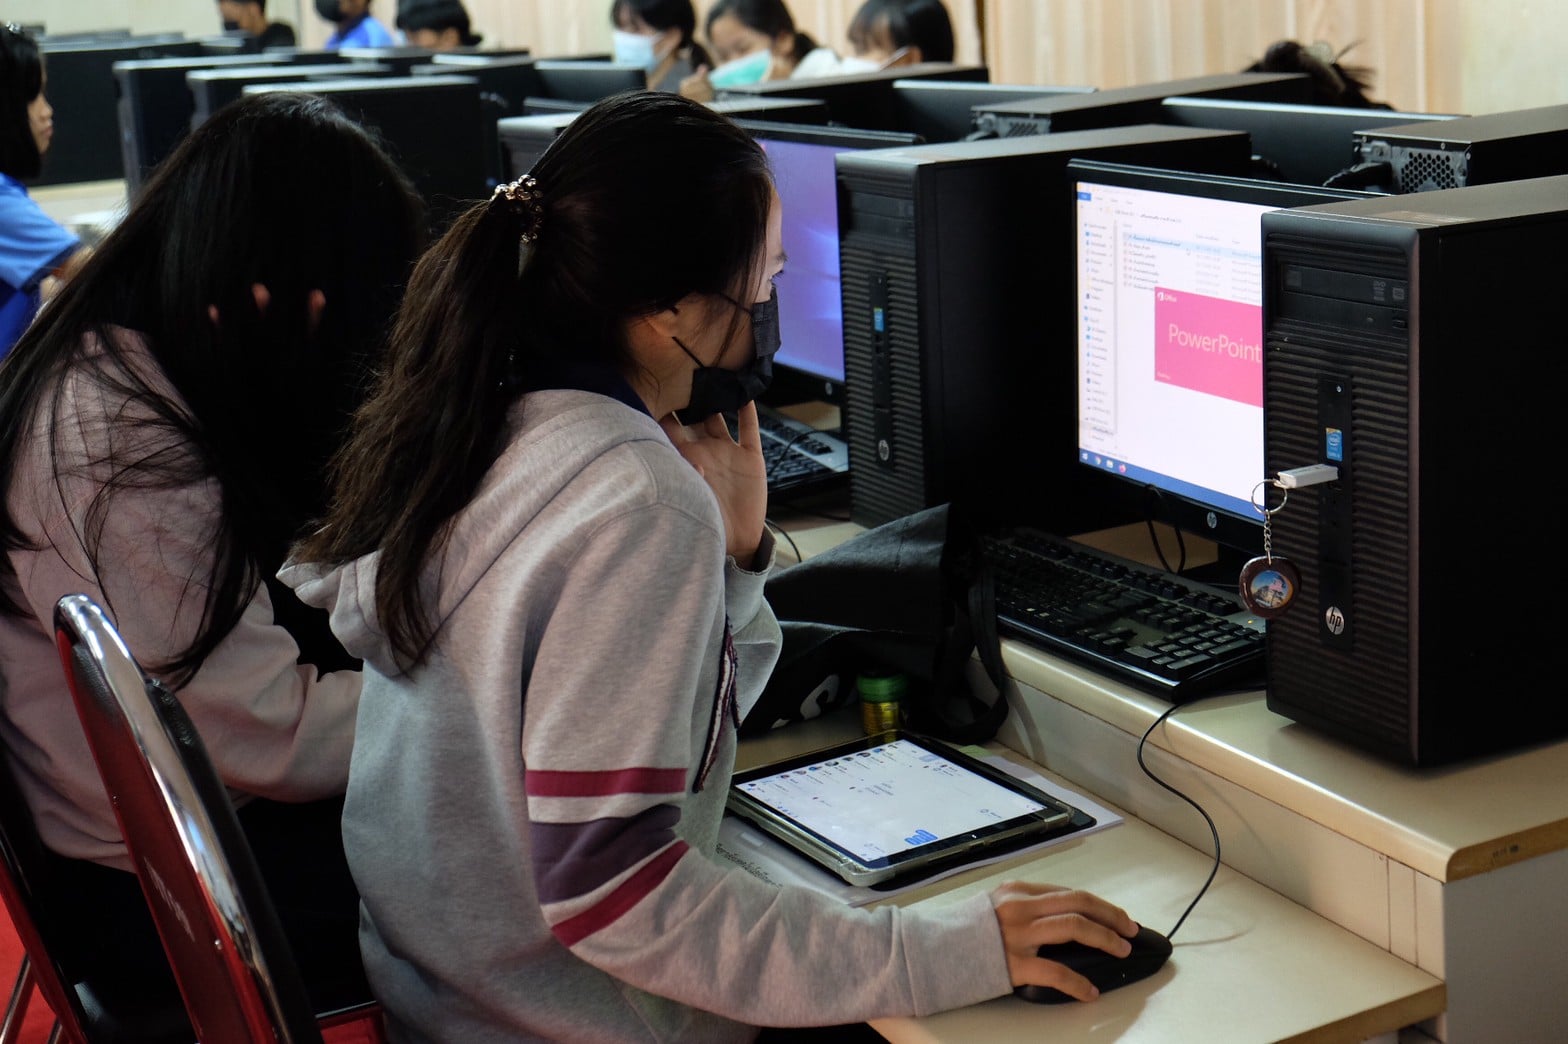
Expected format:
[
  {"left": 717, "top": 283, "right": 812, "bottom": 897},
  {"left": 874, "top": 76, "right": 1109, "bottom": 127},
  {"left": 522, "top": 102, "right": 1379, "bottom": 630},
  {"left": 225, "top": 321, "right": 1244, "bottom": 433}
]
[{"left": 728, "top": 733, "right": 1080, "bottom": 885}]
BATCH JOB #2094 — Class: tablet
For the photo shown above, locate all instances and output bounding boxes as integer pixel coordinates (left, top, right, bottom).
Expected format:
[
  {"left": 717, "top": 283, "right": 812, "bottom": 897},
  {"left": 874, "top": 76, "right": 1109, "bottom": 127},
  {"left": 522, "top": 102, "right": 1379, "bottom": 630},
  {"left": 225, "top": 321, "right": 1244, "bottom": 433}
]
[{"left": 726, "top": 731, "right": 1085, "bottom": 887}]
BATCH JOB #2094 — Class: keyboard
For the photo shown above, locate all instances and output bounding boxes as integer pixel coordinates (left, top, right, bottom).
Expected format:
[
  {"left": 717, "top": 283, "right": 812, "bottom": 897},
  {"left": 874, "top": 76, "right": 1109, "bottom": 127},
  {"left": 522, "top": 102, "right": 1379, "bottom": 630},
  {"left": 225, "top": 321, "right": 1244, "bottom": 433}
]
[
  {"left": 754, "top": 406, "right": 849, "bottom": 498},
  {"left": 982, "top": 528, "right": 1265, "bottom": 701}
]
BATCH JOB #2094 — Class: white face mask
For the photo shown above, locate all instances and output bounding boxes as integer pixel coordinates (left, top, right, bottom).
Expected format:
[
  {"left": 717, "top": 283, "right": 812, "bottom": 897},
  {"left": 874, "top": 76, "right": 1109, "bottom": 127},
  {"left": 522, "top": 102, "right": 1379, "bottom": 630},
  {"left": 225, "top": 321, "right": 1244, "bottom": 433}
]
[
  {"left": 836, "top": 56, "right": 881, "bottom": 75},
  {"left": 709, "top": 47, "right": 773, "bottom": 88},
  {"left": 612, "top": 28, "right": 668, "bottom": 72},
  {"left": 836, "top": 47, "right": 910, "bottom": 75}
]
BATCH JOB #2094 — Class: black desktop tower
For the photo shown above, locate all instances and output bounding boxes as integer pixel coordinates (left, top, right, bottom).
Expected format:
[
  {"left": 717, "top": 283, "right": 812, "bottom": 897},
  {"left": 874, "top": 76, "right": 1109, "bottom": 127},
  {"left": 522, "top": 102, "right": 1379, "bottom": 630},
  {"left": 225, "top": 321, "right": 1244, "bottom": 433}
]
[
  {"left": 1350, "top": 103, "right": 1568, "bottom": 192},
  {"left": 1260, "top": 174, "right": 1568, "bottom": 766},
  {"left": 970, "top": 72, "right": 1312, "bottom": 138},
  {"left": 835, "top": 124, "right": 1253, "bottom": 529}
]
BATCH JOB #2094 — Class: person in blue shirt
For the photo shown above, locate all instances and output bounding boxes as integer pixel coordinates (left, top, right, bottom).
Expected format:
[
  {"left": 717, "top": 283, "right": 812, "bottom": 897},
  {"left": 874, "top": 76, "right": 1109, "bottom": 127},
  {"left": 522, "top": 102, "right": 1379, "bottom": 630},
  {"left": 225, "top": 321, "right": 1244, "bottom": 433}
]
[
  {"left": 0, "top": 25, "right": 81, "bottom": 361},
  {"left": 317, "top": 0, "right": 396, "bottom": 49}
]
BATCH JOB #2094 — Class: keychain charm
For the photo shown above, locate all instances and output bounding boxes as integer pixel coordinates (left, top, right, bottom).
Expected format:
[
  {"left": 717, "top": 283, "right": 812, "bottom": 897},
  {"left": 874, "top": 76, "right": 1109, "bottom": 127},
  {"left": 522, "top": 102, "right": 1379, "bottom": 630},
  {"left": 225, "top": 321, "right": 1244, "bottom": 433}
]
[{"left": 1239, "top": 481, "right": 1301, "bottom": 618}]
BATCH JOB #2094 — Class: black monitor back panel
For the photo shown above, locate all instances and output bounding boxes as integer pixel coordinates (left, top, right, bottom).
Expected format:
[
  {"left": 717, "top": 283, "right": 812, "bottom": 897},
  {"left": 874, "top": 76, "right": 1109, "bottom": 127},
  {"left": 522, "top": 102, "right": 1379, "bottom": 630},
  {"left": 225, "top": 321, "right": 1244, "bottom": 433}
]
[
  {"left": 891, "top": 79, "right": 1095, "bottom": 142},
  {"left": 498, "top": 97, "right": 828, "bottom": 182},
  {"left": 37, "top": 37, "right": 204, "bottom": 184},
  {"left": 187, "top": 63, "right": 395, "bottom": 126},
  {"left": 973, "top": 72, "right": 1312, "bottom": 138},
  {"left": 1261, "top": 174, "right": 1568, "bottom": 765},
  {"left": 531, "top": 61, "right": 647, "bottom": 101},
  {"left": 717, "top": 63, "right": 988, "bottom": 131},
  {"left": 1160, "top": 97, "right": 1462, "bottom": 187},
  {"left": 835, "top": 125, "right": 1254, "bottom": 530},
  {"left": 1350, "top": 103, "right": 1568, "bottom": 192},
  {"left": 115, "top": 53, "right": 292, "bottom": 196},
  {"left": 247, "top": 75, "right": 489, "bottom": 234}
]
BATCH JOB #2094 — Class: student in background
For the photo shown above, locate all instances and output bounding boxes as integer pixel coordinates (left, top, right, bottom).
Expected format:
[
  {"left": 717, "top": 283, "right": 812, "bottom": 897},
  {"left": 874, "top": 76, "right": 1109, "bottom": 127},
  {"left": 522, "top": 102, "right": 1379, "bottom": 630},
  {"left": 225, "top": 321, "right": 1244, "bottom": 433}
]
[
  {"left": 681, "top": 0, "right": 840, "bottom": 101},
  {"left": 285, "top": 90, "right": 1143, "bottom": 1041},
  {"left": 1245, "top": 39, "right": 1391, "bottom": 108},
  {"left": 842, "top": 0, "right": 955, "bottom": 71},
  {"left": 0, "top": 91, "right": 424, "bottom": 1013},
  {"left": 0, "top": 25, "right": 81, "bottom": 362},
  {"left": 611, "top": 0, "right": 712, "bottom": 93},
  {"left": 216, "top": 0, "right": 298, "bottom": 50},
  {"left": 397, "top": 0, "right": 482, "bottom": 51},
  {"left": 317, "top": 0, "right": 396, "bottom": 49}
]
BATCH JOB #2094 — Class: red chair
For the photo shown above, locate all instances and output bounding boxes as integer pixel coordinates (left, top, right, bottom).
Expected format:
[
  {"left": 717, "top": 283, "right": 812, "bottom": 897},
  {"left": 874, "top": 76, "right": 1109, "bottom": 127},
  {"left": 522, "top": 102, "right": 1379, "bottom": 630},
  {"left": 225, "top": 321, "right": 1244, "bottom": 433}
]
[
  {"left": 0, "top": 744, "right": 192, "bottom": 1043},
  {"left": 53, "top": 594, "right": 384, "bottom": 1043}
]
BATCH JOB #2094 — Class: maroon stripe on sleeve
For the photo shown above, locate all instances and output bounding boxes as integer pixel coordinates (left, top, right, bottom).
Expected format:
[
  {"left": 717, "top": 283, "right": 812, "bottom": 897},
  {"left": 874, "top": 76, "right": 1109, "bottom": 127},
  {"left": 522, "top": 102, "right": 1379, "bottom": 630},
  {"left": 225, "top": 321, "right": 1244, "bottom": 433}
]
[
  {"left": 526, "top": 767, "right": 688, "bottom": 797},
  {"left": 550, "top": 841, "right": 689, "bottom": 947}
]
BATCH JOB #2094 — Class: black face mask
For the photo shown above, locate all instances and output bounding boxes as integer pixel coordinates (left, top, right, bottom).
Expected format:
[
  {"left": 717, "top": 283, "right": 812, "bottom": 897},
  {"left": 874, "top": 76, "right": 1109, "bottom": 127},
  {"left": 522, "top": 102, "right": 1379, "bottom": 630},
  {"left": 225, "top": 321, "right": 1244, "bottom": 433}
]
[
  {"left": 674, "top": 288, "right": 780, "bottom": 420},
  {"left": 315, "top": 0, "right": 344, "bottom": 22},
  {"left": 221, "top": 19, "right": 243, "bottom": 32}
]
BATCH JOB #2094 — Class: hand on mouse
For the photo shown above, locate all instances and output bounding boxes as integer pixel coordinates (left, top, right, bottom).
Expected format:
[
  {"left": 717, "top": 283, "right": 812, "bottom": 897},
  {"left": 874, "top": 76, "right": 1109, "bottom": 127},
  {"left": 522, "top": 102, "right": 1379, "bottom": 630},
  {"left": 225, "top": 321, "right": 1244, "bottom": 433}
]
[{"left": 989, "top": 881, "right": 1138, "bottom": 1001}]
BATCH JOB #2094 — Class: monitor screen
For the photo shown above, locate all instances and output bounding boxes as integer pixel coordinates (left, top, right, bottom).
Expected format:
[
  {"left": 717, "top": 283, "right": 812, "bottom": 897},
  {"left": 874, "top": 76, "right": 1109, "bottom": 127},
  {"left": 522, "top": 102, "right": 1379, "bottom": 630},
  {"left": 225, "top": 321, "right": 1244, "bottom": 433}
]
[
  {"left": 739, "top": 121, "right": 921, "bottom": 405},
  {"left": 1069, "top": 160, "right": 1379, "bottom": 552}
]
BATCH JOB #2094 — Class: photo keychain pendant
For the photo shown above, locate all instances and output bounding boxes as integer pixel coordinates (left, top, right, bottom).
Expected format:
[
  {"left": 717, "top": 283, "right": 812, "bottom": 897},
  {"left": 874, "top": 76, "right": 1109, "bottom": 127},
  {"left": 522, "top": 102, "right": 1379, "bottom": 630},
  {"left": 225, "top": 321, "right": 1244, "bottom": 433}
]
[{"left": 1239, "top": 480, "right": 1300, "bottom": 619}]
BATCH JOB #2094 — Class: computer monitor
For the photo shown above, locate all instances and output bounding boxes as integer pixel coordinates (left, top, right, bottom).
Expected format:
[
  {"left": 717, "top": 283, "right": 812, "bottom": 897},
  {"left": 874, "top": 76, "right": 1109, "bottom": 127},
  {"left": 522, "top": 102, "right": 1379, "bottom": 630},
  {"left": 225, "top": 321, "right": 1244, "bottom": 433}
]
[
  {"left": 1160, "top": 97, "right": 1463, "bottom": 186},
  {"left": 36, "top": 36, "right": 204, "bottom": 185},
  {"left": 187, "top": 62, "right": 394, "bottom": 126},
  {"left": 1068, "top": 159, "right": 1380, "bottom": 557},
  {"left": 418, "top": 53, "right": 544, "bottom": 115},
  {"left": 890, "top": 80, "right": 1095, "bottom": 142},
  {"left": 717, "top": 63, "right": 987, "bottom": 131},
  {"left": 245, "top": 75, "right": 489, "bottom": 234},
  {"left": 531, "top": 61, "right": 647, "bottom": 102},
  {"left": 115, "top": 53, "right": 292, "bottom": 196},
  {"left": 736, "top": 120, "right": 922, "bottom": 407},
  {"left": 338, "top": 45, "right": 439, "bottom": 74},
  {"left": 972, "top": 72, "right": 1313, "bottom": 138}
]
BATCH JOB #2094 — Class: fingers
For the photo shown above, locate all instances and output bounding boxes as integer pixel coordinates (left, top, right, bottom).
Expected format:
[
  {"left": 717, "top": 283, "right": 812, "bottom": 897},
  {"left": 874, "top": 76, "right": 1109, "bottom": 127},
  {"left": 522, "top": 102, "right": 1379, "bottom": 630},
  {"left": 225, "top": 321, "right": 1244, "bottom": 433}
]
[
  {"left": 991, "top": 882, "right": 1141, "bottom": 1000},
  {"left": 306, "top": 289, "right": 327, "bottom": 336},
  {"left": 732, "top": 401, "right": 761, "bottom": 450},
  {"left": 250, "top": 282, "right": 271, "bottom": 314}
]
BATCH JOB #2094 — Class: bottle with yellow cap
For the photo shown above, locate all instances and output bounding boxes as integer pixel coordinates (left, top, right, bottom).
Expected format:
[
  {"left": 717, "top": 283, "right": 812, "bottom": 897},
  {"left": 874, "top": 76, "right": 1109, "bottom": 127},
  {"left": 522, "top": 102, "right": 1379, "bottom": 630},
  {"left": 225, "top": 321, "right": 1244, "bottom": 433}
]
[{"left": 856, "top": 669, "right": 907, "bottom": 736}]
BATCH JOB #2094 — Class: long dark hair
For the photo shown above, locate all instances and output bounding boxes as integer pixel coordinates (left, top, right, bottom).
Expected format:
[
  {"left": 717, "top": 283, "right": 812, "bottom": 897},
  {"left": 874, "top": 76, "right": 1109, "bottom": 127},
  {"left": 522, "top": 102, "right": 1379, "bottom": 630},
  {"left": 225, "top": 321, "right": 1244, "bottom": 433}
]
[
  {"left": 0, "top": 91, "right": 425, "bottom": 683},
  {"left": 0, "top": 24, "right": 44, "bottom": 179},
  {"left": 705, "top": 0, "right": 818, "bottom": 64},
  {"left": 296, "top": 91, "right": 773, "bottom": 668},
  {"left": 848, "top": 0, "right": 955, "bottom": 63},
  {"left": 611, "top": 0, "right": 713, "bottom": 70}
]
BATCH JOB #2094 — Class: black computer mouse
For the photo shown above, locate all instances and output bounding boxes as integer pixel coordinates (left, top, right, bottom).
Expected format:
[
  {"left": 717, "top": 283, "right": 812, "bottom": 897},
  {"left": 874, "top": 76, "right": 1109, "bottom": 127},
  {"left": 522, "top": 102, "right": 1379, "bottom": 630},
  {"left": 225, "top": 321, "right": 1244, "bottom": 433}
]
[{"left": 1014, "top": 925, "right": 1173, "bottom": 1004}]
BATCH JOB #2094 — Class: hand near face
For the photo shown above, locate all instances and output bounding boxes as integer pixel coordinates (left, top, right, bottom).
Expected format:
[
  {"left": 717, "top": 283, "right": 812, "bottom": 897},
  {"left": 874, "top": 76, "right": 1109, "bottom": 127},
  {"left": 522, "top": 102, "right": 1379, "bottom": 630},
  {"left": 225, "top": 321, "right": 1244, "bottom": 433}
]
[{"left": 661, "top": 401, "right": 767, "bottom": 567}]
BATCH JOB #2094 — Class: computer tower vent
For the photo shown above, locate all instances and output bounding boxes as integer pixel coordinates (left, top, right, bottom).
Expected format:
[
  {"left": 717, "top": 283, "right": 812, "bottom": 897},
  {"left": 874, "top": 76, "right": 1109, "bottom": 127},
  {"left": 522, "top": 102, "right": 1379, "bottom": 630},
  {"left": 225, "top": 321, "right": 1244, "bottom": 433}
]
[
  {"left": 1265, "top": 240, "right": 1413, "bottom": 755},
  {"left": 841, "top": 238, "right": 926, "bottom": 526},
  {"left": 1001, "top": 119, "right": 1045, "bottom": 137},
  {"left": 1389, "top": 147, "right": 1462, "bottom": 192}
]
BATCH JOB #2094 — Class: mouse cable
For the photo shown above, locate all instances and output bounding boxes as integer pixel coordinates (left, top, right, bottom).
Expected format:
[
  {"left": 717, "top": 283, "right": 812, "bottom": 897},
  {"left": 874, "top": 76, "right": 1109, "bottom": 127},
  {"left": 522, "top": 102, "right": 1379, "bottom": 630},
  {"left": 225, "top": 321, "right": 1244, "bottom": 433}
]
[{"left": 1136, "top": 701, "right": 1222, "bottom": 941}]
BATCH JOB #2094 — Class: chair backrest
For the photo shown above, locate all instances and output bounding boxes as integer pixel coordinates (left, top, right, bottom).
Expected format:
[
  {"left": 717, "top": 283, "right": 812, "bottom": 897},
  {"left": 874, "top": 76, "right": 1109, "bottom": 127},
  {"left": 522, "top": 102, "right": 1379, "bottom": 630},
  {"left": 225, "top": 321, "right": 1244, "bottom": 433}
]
[
  {"left": 0, "top": 752, "right": 92, "bottom": 1044},
  {"left": 53, "top": 594, "right": 324, "bottom": 1044}
]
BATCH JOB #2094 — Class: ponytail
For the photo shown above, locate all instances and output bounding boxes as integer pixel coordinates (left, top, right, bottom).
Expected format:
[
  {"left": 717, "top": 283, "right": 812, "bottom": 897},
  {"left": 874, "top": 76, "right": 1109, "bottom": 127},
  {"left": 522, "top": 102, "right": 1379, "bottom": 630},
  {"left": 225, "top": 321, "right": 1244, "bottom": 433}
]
[{"left": 296, "top": 192, "right": 535, "bottom": 665}]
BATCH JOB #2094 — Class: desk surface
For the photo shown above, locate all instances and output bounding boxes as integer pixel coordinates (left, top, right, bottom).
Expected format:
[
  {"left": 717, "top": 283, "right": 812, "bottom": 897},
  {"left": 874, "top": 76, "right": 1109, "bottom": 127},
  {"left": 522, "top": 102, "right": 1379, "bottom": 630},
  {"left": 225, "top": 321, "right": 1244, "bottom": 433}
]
[
  {"left": 767, "top": 512, "right": 1568, "bottom": 884},
  {"left": 737, "top": 714, "right": 1444, "bottom": 1043},
  {"left": 1005, "top": 643, "right": 1568, "bottom": 883}
]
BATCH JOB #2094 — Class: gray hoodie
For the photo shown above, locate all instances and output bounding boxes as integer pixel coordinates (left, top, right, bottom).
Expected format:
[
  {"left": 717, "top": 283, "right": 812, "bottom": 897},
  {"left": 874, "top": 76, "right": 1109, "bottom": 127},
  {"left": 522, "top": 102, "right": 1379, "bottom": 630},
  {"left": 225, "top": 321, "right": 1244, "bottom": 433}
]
[{"left": 284, "top": 390, "right": 1011, "bottom": 1042}]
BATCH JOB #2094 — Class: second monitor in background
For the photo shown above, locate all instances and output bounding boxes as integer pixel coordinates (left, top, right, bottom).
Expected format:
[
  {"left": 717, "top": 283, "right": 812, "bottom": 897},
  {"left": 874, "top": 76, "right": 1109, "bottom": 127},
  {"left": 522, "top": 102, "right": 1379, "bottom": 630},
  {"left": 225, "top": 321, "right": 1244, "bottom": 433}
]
[
  {"left": 1159, "top": 96, "right": 1462, "bottom": 187},
  {"left": 718, "top": 63, "right": 987, "bottom": 132},
  {"left": 244, "top": 75, "right": 490, "bottom": 234},
  {"left": 890, "top": 79, "right": 1095, "bottom": 142},
  {"left": 737, "top": 119, "right": 922, "bottom": 410}
]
